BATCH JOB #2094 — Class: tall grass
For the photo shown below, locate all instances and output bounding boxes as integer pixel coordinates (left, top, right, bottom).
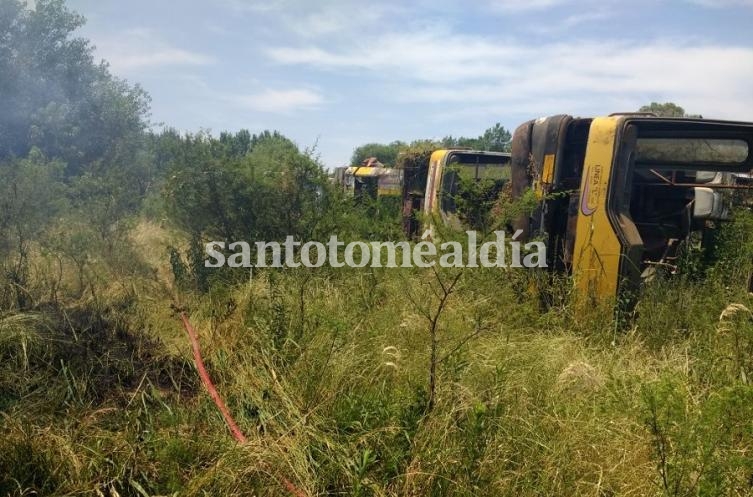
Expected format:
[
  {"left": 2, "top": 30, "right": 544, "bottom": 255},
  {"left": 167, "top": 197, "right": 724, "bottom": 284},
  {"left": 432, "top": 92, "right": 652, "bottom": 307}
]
[{"left": 1, "top": 218, "right": 752, "bottom": 496}]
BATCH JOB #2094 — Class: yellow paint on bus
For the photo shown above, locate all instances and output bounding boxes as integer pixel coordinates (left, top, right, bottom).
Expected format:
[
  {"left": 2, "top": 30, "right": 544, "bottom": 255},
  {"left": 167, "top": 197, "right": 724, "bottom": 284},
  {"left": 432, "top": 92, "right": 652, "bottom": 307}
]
[{"left": 572, "top": 117, "right": 623, "bottom": 301}]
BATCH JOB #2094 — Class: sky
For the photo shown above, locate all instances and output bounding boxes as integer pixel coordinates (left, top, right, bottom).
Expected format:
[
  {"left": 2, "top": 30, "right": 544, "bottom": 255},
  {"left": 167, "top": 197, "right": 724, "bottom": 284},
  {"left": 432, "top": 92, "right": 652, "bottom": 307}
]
[{"left": 65, "top": 0, "right": 753, "bottom": 168}]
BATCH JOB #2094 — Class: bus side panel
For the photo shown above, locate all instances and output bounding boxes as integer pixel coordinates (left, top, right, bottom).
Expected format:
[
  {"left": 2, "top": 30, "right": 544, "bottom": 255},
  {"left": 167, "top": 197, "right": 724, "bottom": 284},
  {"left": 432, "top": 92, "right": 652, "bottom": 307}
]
[
  {"left": 572, "top": 117, "right": 623, "bottom": 300},
  {"left": 377, "top": 169, "right": 403, "bottom": 196},
  {"left": 510, "top": 121, "right": 535, "bottom": 238},
  {"left": 423, "top": 150, "right": 449, "bottom": 227}
]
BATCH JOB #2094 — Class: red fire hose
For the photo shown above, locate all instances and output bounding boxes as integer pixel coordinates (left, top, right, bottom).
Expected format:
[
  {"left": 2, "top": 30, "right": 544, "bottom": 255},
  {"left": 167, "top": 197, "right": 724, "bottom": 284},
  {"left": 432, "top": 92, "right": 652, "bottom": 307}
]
[{"left": 179, "top": 312, "right": 307, "bottom": 497}]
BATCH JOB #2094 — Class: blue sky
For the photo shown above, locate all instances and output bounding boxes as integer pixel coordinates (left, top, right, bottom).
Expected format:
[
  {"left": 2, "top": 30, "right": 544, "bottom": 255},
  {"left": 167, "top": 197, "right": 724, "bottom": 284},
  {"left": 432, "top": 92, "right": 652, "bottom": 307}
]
[{"left": 66, "top": 0, "right": 753, "bottom": 167}]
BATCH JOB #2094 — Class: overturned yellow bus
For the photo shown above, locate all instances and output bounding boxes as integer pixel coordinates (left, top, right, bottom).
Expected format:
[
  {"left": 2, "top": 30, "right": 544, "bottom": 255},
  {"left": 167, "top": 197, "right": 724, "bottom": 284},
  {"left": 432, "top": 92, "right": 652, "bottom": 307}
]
[
  {"left": 402, "top": 149, "right": 512, "bottom": 237},
  {"left": 510, "top": 114, "right": 753, "bottom": 302},
  {"left": 336, "top": 160, "right": 403, "bottom": 200}
]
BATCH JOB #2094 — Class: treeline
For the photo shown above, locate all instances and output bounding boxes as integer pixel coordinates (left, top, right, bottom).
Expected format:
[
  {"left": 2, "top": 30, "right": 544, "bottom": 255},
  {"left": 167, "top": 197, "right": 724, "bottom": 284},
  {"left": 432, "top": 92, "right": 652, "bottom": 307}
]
[
  {"left": 0, "top": 0, "right": 696, "bottom": 309},
  {"left": 350, "top": 123, "right": 512, "bottom": 165},
  {"left": 0, "top": 0, "right": 431, "bottom": 308},
  {"left": 0, "top": 0, "right": 338, "bottom": 308}
]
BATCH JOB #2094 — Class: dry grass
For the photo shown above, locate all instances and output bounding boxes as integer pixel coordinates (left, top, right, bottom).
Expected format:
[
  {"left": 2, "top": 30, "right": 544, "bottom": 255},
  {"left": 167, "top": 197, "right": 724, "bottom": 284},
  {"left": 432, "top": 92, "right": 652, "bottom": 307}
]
[{"left": 1, "top": 219, "right": 752, "bottom": 496}]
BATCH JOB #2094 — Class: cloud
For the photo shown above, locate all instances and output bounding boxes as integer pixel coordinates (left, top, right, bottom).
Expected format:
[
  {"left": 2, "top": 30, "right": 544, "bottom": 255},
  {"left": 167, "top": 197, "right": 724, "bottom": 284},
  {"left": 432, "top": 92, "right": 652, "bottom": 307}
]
[
  {"left": 689, "top": 0, "right": 753, "bottom": 6},
  {"left": 93, "top": 28, "right": 213, "bottom": 73},
  {"left": 487, "top": 0, "right": 569, "bottom": 11},
  {"left": 533, "top": 9, "right": 612, "bottom": 32},
  {"left": 266, "top": 31, "right": 753, "bottom": 119},
  {"left": 291, "top": 5, "right": 399, "bottom": 37},
  {"left": 219, "top": 0, "right": 403, "bottom": 39},
  {"left": 235, "top": 88, "right": 324, "bottom": 113},
  {"left": 220, "top": 0, "right": 288, "bottom": 13},
  {"left": 267, "top": 30, "right": 521, "bottom": 81}
]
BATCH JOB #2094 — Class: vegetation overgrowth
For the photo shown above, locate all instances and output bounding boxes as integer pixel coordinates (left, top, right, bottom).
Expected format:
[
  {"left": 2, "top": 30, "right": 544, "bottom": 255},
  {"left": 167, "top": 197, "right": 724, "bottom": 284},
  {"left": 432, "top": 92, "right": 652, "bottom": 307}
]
[{"left": 1, "top": 1, "right": 753, "bottom": 496}]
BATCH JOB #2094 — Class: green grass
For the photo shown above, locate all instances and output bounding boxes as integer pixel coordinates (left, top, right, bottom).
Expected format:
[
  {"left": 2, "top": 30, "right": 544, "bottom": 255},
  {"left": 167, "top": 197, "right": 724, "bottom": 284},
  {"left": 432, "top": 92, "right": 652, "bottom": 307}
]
[{"left": 1, "top": 220, "right": 753, "bottom": 496}]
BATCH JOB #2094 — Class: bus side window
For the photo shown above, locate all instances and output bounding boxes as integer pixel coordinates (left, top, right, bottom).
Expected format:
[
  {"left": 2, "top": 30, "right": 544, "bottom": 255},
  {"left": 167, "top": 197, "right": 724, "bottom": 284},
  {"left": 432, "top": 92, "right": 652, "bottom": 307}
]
[{"left": 441, "top": 169, "right": 459, "bottom": 213}]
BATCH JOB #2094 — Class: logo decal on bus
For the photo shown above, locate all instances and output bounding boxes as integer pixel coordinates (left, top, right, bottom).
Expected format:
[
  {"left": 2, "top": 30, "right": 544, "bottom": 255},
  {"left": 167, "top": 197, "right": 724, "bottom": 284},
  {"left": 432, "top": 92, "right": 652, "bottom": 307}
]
[{"left": 580, "top": 164, "right": 602, "bottom": 216}]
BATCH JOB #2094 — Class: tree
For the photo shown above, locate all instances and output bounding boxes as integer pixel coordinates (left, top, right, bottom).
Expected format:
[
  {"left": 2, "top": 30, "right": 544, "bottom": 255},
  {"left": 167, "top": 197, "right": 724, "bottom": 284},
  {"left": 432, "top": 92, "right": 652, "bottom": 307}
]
[
  {"left": 0, "top": 0, "right": 150, "bottom": 177},
  {"left": 639, "top": 102, "right": 700, "bottom": 118},
  {"left": 478, "top": 122, "right": 513, "bottom": 151},
  {"left": 350, "top": 141, "right": 405, "bottom": 166},
  {"left": 0, "top": 0, "right": 162, "bottom": 307},
  {"left": 0, "top": 149, "right": 68, "bottom": 307},
  {"left": 442, "top": 123, "right": 512, "bottom": 152},
  {"left": 351, "top": 123, "right": 513, "bottom": 168},
  {"left": 162, "top": 130, "right": 329, "bottom": 243}
]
